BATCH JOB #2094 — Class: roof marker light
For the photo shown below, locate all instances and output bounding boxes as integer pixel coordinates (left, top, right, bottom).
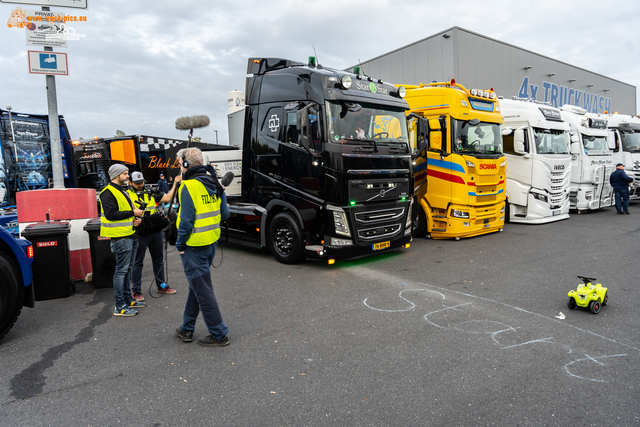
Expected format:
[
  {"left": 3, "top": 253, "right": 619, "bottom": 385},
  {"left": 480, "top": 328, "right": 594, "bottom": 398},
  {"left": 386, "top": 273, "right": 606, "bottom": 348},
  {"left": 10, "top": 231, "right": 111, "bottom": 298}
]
[{"left": 451, "top": 78, "right": 456, "bottom": 86}]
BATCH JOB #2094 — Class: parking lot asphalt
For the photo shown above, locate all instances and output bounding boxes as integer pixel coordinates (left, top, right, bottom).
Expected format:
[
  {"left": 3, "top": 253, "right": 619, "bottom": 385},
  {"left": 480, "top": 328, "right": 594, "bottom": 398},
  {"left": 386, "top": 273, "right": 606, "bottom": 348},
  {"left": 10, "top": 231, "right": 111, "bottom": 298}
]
[{"left": 1, "top": 205, "right": 639, "bottom": 426}]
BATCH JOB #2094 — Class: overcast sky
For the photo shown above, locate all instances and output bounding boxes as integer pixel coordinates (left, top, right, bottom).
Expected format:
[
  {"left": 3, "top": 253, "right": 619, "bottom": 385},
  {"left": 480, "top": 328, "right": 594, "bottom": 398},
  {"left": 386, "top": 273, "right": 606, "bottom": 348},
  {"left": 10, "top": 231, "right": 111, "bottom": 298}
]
[{"left": 1, "top": 0, "right": 639, "bottom": 145}]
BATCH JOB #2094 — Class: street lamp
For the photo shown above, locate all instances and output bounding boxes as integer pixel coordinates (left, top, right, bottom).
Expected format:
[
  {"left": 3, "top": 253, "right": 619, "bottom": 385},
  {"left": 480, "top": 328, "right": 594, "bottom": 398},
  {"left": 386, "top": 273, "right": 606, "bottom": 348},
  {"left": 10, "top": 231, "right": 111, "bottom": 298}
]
[{"left": 213, "top": 130, "right": 218, "bottom": 145}]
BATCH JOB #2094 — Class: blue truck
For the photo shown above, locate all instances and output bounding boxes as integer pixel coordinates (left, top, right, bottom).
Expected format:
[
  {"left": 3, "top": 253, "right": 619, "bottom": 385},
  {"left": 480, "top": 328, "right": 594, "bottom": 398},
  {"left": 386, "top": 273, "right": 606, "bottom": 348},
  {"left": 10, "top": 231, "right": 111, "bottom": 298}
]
[{"left": 0, "top": 224, "right": 34, "bottom": 340}]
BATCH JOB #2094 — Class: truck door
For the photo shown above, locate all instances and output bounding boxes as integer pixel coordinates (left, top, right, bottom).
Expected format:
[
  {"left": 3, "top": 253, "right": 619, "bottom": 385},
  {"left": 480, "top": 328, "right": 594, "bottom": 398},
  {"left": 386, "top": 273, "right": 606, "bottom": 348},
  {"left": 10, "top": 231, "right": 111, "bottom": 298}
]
[{"left": 255, "top": 103, "right": 284, "bottom": 201}]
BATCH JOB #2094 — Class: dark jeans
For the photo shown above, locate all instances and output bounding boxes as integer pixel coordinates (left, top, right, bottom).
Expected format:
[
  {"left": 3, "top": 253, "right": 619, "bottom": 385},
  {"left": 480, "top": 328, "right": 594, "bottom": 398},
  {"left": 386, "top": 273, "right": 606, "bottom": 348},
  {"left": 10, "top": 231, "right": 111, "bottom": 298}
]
[
  {"left": 131, "top": 231, "right": 165, "bottom": 292},
  {"left": 614, "top": 188, "right": 630, "bottom": 213},
  {"left": 110, "top": 237, "right": 139, "bottom": 309},
  {"left": 179, "top": 243, "right": 228, "bottom": 339}
]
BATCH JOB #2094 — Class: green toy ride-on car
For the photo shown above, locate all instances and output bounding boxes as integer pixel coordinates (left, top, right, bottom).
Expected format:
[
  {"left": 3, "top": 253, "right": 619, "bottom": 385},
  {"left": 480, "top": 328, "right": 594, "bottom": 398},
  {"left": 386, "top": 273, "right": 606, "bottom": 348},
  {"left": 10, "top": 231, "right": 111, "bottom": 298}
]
[{"left": 567, "top": 276, "right": 608, "bottom": 314}]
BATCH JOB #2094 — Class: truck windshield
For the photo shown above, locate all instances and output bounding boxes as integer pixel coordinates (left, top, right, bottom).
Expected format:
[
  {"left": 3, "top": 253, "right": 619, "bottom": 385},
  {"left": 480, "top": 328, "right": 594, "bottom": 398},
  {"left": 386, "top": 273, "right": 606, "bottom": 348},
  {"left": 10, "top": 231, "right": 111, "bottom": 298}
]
[
  {"left": 325, "top": 101, "right": 408, "bottom": 144},
  {"left": 581, "top": 134, "right": 609, "bottom": 155},
  {"left": 452, "top": 119, "right": 503, "bottom": 155},
  {"left": 533, "top": 128, "right": 570, "bottom": 154},
  {"left": 620, "top": 131, "right": 640, "bottom": 152}
]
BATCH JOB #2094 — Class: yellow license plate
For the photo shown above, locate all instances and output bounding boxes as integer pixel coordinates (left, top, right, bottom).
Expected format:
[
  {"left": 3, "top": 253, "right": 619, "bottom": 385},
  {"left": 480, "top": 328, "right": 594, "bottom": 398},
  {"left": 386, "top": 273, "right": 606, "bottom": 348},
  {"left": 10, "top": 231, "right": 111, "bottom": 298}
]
[{"left": 373, "top": 241, "right": 390, "bottom": 251}]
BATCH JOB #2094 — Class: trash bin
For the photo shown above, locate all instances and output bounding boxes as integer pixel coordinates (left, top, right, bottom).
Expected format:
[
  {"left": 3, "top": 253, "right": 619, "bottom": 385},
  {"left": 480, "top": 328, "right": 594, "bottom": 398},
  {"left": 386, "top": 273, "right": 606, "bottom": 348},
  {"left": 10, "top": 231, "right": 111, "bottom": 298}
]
[
  {"left": 22, "top": 221, "right": 73, "bottom": 301},
  {"left": 83, "top": 218, "right": 116, "bottom": 288}
]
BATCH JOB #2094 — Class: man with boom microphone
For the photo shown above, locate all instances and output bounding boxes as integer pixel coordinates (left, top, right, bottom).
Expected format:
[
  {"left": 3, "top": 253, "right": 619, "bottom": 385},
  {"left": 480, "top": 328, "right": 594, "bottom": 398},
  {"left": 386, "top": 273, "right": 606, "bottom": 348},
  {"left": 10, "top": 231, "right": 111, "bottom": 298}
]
[{"left": 173, "top": 115, "right": 231, "bottom": 346}]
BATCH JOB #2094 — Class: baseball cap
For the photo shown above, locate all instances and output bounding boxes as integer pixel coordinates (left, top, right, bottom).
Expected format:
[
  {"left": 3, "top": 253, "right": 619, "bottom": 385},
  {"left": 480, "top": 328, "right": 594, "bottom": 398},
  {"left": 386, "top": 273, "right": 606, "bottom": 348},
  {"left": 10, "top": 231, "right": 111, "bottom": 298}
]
[
  {"left": 130, "top": 171, "right": 146, "bottom": 184},
  {"left": 616, "top": 163, "right": 624, "bottom": 167},
  {"left": 159, "top": 173, "right": 164, "bottom": 177}
]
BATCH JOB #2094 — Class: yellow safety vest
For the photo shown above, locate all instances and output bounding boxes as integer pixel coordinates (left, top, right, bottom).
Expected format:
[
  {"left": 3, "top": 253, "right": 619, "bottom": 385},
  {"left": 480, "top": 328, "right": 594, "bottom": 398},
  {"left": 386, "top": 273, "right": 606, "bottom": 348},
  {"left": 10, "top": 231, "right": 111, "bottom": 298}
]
[
  {"left": 177, "top": 179, "right": 221, "bottom": 246},
  {"left": 100, "top": 185, "right": 135, "bottom": 238},
  {"left": 127, "top": 188, "right": 156, "bottom": 214}
]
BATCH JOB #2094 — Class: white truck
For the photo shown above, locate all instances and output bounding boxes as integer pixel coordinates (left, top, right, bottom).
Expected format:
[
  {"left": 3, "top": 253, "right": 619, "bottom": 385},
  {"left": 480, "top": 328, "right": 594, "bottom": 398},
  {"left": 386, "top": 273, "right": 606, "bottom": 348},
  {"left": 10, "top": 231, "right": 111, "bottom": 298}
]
[
  {"left": 560, "top": 105, "right": 614, "bottom": 212},
  {"left": 500, "top": 99, "right": 571, "bottom": 223},
  {"left": 606, "top": 113, "right": 640, "bottom": 200}
]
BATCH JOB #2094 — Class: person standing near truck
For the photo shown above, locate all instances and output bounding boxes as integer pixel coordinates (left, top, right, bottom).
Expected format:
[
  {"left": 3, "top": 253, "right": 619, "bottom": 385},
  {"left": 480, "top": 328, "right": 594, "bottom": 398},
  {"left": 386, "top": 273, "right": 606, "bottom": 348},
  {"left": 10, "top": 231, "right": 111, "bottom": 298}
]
[
  {"left": 174, "top": 147, "right": 230, "bottom": 346},
  {"left": 127, "top": 171, "right": 181, "bottom": 301},
  {"left": 610, "top": 163, "right": 634, "bottom": 214},
  {"left": 99, "top": 164, "right": 146, "bottom": 316},
  {"left": 157, "top": 173, "right": 170, "bottom": 195}
]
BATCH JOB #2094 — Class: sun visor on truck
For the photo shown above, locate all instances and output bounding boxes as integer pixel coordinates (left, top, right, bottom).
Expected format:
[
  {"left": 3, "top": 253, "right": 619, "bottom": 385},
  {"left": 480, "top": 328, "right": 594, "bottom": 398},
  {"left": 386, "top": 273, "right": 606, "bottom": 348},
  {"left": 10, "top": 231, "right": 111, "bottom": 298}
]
[
  {"left": 110, "top": 139, "right": 137, "bottom": 164},
  {"left": 247, "top": 58, "right": 303, "bottom": 75}
]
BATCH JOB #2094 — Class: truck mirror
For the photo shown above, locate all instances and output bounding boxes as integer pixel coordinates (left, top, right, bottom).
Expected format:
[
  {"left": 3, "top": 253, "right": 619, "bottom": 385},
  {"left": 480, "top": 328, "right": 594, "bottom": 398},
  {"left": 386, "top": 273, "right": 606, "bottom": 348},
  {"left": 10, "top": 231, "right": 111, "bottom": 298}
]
[
  {"left": 297, "top": 106, "right": 311, "bottom": 149},
  {"left": 606, "top": 131, "right": 616, "bottom": 150},
  {"left": 514, "top": 129, "right": 527, "bottom": 155},
  {"left": 429, "top": 131, "right": 443, "bottom": 151},
  {"left": 570, "top": 141, "right": 581, "bottom": 155}
]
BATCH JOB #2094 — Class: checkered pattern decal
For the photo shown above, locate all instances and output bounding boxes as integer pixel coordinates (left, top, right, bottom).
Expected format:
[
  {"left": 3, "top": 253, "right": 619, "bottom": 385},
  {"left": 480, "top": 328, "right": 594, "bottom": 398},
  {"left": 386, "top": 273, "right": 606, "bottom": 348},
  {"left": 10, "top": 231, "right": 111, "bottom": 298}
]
[{"left": 139, "top": 137, "right": 189, "bottom": 152}]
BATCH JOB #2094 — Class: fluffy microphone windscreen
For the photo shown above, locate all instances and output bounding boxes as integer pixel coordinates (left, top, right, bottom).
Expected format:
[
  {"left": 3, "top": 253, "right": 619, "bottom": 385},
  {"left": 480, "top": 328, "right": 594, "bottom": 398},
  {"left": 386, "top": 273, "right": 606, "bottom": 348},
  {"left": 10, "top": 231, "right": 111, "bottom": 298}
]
[
  {"left": 175, "top": 115, "right": 210, "bottom": 130},
  {"left": 220, "top": 171, "right": 234, "bottom": 187}
]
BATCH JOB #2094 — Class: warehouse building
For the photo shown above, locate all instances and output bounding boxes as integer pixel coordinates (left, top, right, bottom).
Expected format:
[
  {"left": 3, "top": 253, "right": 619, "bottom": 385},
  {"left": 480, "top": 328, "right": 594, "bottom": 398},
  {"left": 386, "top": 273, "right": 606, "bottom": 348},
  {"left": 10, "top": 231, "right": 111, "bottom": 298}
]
[{"left": 354, "top": 26, "right": 636, "bottom": 115}]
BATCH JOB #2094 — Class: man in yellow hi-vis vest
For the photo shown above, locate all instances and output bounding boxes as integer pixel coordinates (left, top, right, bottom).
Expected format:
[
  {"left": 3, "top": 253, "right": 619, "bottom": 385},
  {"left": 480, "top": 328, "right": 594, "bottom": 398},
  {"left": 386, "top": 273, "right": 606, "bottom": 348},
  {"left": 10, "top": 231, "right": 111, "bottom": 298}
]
[
  {"left": 99, "top": 164, "right": 146, "bottom": 316},
  {"left": 174, "top": 148, "right": 230, "bottom": 346}
]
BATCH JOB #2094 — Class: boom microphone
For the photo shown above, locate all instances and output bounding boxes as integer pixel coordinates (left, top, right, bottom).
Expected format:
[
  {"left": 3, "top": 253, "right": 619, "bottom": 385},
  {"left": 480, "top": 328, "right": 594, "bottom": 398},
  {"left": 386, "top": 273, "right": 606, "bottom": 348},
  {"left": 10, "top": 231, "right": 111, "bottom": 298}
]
[
  {"left": 175, "top": 115, "right": 210, "bottom": 131},
  {"left": 220, "top": 171, "right": 234, "bottom": 187}
]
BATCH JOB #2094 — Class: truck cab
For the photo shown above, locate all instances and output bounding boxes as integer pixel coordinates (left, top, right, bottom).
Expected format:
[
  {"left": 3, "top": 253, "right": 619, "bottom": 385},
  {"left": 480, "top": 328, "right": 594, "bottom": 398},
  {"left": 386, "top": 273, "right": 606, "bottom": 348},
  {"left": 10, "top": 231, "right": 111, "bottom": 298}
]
[
  {"left": 400, "top": 80, "right": 506, "bottom": 239},
  {"left": 218, "top": 57, "right": 413, "bottom": 264},
  {"left": 606, "top": 113, "right": 640, "bottom": 200},
  {"left": 499, "top": 99, "right": 571, "bottom": 223},
  {"left": 560, "top": 105, "right": 614, "bottom": 212}
]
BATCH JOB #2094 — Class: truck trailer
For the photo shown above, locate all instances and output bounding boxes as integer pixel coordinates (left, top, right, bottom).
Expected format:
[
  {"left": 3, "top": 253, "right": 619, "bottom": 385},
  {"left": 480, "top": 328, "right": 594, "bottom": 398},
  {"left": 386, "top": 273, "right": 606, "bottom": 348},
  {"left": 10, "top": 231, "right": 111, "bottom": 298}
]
[
  {"left": 499, "top": 99, "right": 571, "bottom": 223},
  {"left": 560, "top": 105, "right": 614, "bottom": 212},
  {"left": 399, "top": 80, "right": 506, "bottom": 239},
  {"left": 205, "top": 57, "right": 413, "bottom": 264}
]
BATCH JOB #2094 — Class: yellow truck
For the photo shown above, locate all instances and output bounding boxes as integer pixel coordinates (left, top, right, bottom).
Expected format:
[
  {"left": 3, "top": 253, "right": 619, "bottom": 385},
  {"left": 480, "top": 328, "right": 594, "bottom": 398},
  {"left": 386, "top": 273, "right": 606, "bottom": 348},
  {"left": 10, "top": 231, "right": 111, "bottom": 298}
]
[{"left": 400, "top": 80, "right": 506, "bottom": 239}]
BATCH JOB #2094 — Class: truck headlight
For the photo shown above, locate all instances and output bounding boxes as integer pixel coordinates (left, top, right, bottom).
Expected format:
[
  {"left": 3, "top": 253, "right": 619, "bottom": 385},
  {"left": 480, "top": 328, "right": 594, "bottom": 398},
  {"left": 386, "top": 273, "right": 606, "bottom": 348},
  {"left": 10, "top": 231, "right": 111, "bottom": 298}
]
[
  {"left": 532, "top": 192, "right": 548, "bottom": 203},
  {"left": 331, "top": 237, "right": 353, "bottom": 246},
  {"left": 341, "top": 75, "right": 352, "bottom": 89},
  {"left": 452, "top": 209, "right": 469, "bottom": 219},
  {"left": 327, "top": 205, "right": 351, "bottom": 237}
]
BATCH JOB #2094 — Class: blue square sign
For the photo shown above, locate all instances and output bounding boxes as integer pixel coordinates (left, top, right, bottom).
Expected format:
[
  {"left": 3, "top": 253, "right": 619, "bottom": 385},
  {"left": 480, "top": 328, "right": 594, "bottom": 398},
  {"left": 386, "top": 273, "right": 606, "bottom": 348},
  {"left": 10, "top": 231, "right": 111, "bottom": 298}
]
[{"left": 39, "top": 54, "right": 57, "bottom": 69}]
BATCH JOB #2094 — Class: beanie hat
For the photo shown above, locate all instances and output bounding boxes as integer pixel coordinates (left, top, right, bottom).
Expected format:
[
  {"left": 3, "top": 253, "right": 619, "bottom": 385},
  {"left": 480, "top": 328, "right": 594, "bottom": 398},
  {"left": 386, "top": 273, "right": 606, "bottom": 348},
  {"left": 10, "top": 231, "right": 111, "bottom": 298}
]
[{"left": 109, "top": 164, "right": 129, "bottom": 180}]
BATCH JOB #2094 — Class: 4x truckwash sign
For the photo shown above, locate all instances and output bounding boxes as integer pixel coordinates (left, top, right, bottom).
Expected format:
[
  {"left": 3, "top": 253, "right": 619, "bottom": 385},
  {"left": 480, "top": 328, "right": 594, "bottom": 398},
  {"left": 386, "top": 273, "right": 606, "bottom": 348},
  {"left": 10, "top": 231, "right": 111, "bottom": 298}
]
[{"left": 518, "top": 76, "right": 611, "bottom": 114}]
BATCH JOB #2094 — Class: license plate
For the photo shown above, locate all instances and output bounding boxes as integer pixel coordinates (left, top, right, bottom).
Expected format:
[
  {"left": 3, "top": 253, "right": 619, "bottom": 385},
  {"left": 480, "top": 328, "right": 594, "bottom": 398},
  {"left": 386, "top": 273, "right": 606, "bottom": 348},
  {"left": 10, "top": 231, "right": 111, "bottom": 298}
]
[
  {"left": 373, "top": 241, "right": 390, "bottom": 251},
  {"left": 483, "top": 224, "right": 490, "bottom": 228},
  {"left": 552, "top": 210, "right": 560, "bottom": 216}
]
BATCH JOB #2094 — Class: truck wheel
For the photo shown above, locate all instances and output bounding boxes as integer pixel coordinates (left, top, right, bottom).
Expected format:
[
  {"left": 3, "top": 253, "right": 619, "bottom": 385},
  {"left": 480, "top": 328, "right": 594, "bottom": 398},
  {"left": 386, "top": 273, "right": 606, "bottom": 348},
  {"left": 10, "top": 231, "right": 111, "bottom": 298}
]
[
  {"left": 268, "top": 212, "right": 305, "bottom": 264},
  {"left": 567, "top": 297, "right": 576, "bottom": 310},
  {"left": 412, "top": 203, "right": 427, "bottom": 237},
  {"left": 0, "top": 255, "right": 24, "bottom": 341},
  {"left": 589, "top": 300, "right": 601, "bottom": 314}
]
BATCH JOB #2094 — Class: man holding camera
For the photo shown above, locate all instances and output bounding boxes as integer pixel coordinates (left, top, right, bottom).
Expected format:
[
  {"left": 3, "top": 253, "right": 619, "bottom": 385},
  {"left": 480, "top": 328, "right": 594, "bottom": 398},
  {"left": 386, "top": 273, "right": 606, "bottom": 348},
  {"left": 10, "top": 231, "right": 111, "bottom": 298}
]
[
  {"left": 128, "top": 171, "right": 181, "bottom": 300},
  {"left": 99, "top": 164, "right": 146, "bottom": 316}
]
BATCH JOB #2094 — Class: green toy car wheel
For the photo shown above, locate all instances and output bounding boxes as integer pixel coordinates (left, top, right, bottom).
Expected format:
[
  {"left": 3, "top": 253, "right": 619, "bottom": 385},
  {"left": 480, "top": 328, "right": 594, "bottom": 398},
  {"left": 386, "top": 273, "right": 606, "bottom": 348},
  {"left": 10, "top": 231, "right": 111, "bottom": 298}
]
[{"left": 567, "top": 297, "right": 576, "bottom": 310}]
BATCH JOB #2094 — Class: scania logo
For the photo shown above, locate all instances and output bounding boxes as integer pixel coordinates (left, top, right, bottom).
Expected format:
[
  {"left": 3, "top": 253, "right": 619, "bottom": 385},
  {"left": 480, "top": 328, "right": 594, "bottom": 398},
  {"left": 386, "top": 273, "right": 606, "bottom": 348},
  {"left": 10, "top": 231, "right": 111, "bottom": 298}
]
[
  {"left": 554, "top": 165, "right": 565, "bottom": 170},
  {"left": 479, "top": 164, "right": 497, "bottom": 170}
]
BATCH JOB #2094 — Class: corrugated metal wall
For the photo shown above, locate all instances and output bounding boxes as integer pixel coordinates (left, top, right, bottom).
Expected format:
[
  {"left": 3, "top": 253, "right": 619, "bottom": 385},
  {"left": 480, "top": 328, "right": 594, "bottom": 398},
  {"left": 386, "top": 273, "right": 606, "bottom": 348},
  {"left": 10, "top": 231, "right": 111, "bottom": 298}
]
[{"left": 355, "top": 27, "right": 636, "bottom": 115}]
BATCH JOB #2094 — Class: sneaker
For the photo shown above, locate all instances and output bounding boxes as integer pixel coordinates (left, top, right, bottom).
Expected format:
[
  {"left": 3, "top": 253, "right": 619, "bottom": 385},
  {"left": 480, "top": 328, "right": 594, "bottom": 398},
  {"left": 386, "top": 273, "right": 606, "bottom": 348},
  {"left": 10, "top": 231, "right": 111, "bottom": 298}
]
[
  {"left": 114, "top": 306, "right": 138, "bottom": 316},
  {"left": 129, "top": 300, "right": 146, "bottom": 308},
  {"left": 197, "top": 335, "right": 229, "bottom": 347},
  {"left": 158, "top": 284, "right": 176, "bottom": 294},
  {"left": 624, "top": 211, "right": 630, "bottom": 214},
  {"left": 132, "top": 292, "right": 145, "bottom": 302},
  {"left": 175, "top": 327, "right": 193, "bottom": 343}
]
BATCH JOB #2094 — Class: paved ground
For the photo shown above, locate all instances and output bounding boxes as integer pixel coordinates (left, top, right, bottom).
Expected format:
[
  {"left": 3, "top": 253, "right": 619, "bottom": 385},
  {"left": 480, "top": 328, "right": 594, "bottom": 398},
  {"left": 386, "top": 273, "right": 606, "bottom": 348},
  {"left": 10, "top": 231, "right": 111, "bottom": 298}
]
[{"left": 1, "top": 205, "right": 639, "bottom": 426}]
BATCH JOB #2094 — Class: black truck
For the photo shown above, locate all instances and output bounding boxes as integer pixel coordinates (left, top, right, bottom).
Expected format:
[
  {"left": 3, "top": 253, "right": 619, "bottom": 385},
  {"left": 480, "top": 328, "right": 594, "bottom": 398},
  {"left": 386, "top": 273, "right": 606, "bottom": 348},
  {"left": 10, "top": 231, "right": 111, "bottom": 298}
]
[{"left": 215, "top": 57, "right": 413, "bottom": 264}]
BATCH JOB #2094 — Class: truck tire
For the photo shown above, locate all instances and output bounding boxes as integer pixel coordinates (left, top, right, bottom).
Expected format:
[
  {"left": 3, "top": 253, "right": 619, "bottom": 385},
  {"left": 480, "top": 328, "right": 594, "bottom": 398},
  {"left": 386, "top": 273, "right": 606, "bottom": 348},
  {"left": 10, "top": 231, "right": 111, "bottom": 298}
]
[
  {"left": 268, "top": 212, "right": 305, "bottom": 264},
  {"left": 0, "top": 254, "right": 24, "bottom": 341},
  {"left": 412, "top": 203, "right": 427, "bottom": 237}
]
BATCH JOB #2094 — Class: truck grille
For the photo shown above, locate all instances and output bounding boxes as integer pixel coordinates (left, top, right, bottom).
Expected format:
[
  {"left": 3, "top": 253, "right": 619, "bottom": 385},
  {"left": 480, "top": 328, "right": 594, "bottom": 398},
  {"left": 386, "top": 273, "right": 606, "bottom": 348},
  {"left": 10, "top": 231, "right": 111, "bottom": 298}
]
[
  {"left": 357, "top": 223, "right": 403, "bottom": 240},
  {"left": 348, "top": 178, "right": 411, "bottom": 203}
]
